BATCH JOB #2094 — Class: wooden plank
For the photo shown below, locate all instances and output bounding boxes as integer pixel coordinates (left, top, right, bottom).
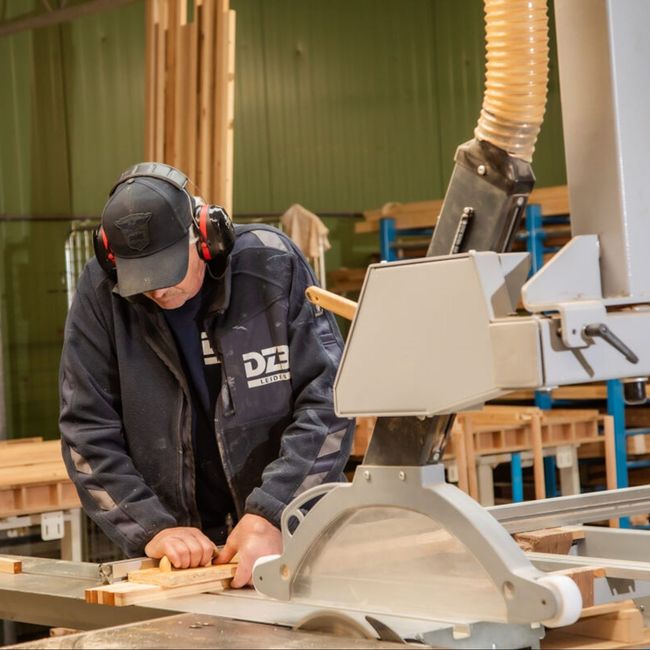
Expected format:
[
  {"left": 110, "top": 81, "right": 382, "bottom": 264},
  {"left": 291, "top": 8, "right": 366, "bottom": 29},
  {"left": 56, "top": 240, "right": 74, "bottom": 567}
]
[
  {"left": 451, "top": 428, "right": 469, "bottom": 495},
  {"left": 557, "top": 604, "right": 645, "bottom": 644},
  {"left": 528, "top": 185, "right": 570, "bottom": 216},
  {"left": 459, "top": 415, "right": 479, "bottom": 501},
  {"left": 144, "top": 0, "right": 156, "bottom": 159},
  {"left": 222, "top": 8, "right": 236, "bottom": 213},
  {"left": 0, "top": 437, "right": 43, "bottom": 446},
  {"left": 197, "top": 0, "right": 215, "bottom": 196},
  {"left": 128, "top": 562, "right": 237, "bottom": 587},
  {"left": 514, "top": 527, "right": 584, "bottom": 555},
  {"left": 0, "top": 462, "right": 70, "bottom": 488},
  {"left": 212, "top": 0, "right": 227, "bottom": 206},
  {"left": 0, "top": 440, "right": 63, "bottom": 469},
  {"left": 163, "top": 0, "right": 178, "bottom": 164},
  {"left": 530, "top": 416, "right": 546, "bottom": 499},
  {"left": 0, "top": 557, "right": 22, "bottom": 574},
  {"left": 86, "top": 577, "right": 231, "bottom": 606},
  {"left": 154, "top": 0, "right": 167, "bottom": 160},
  {"left": 185, "top": 4, "right": 199, "bottom": 182},
  {"left": 581, "top": 600, "right": 636, "bottom": 619},
  {"left": 173, "top": 11, "right": 188, "bottom": 171},
  {"left": 305, "top": 286, "right": 357, "bottom": 321},
  {"left": 603, "top": 414, "right": 619, "bottom": 528}
]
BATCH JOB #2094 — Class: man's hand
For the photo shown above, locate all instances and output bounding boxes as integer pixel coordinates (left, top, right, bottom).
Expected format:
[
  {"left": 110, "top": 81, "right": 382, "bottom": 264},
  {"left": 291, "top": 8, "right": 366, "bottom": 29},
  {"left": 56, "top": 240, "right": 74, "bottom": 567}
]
[
  {"left": 144, "top": 527, "right": 217, "bottom": 569},
  {"left": 216, "top": 514, "right": 282, "bottom": 588}
]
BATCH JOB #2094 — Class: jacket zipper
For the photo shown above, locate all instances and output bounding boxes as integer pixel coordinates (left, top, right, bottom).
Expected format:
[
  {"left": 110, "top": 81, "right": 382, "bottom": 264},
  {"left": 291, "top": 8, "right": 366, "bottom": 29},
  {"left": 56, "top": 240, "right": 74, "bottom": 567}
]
[
  {"left": 210, "top": 335, "right": 244, "bottom": 520},
  {"left": 138, "top": 307, "right": 199, "bottom": 526}
]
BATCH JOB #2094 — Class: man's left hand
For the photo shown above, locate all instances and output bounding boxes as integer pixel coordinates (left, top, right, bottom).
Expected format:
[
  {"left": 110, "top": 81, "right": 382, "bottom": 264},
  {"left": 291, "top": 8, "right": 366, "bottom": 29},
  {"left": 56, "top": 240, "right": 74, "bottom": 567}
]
[{"left": 215, "top": 513, "right": 282, "bottom": 588}]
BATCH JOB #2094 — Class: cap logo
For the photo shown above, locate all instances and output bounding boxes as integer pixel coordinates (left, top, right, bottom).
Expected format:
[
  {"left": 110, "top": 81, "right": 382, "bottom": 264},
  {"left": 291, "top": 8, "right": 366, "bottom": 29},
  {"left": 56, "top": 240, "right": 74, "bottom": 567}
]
[{"left": 115, "top": 212, "right": 152, "bottom": 251}]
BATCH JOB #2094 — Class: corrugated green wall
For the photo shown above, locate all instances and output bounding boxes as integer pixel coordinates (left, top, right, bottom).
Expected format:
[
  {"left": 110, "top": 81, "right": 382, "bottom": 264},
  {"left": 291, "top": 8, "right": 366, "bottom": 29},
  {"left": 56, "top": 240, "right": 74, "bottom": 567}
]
[
  {"left": 0, "top": 1, "right": 145, "bottom": 438},
  {"left": 0, "top": 0, "right": 566, "bottom": 439},
  {"left": 231, "top": 0, "right": 565, "bottom": 213}
]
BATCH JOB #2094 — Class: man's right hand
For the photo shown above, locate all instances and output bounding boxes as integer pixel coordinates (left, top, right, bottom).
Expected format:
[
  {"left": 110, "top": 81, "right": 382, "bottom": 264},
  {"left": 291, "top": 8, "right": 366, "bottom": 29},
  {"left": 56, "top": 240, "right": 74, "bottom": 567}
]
[{"left": 144, "top": 527, "right": 217, "bottom": 569}]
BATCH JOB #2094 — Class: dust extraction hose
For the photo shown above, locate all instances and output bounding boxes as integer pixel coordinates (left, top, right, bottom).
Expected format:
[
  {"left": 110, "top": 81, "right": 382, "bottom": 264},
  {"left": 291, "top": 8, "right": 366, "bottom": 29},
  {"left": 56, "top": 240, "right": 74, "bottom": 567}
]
[{"left": 474, "top": 0, "right": 549, "bottom": 163}]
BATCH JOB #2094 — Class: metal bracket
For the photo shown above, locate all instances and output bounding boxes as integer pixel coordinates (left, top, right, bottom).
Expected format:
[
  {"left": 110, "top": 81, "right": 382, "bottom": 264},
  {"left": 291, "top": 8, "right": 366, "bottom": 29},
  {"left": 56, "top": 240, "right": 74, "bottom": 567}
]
[
  {"left": 557, "top": 301, "right": 606, "bottom": 348},
  {"left": 41, "top": 511, "right": 64, "bottom": 541}
]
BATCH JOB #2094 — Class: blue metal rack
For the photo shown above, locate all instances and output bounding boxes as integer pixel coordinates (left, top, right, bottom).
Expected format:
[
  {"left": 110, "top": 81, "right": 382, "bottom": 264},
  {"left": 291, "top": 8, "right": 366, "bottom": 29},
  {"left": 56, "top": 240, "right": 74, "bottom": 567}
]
[
  {"left": 379, "top": 217, "right": 433, "bottom": 262},
  {"left": 522, "top": 205, "right": 648, "bottom": 521}
]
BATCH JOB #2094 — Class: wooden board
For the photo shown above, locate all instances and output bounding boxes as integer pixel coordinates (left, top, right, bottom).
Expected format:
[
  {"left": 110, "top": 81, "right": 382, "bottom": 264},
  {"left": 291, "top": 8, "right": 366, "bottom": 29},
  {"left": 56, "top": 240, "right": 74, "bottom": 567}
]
[
  {"left": 514, "top": 527, "right": 584, "bottom": 555},
  {"left": 0, "top": 479, "right": 80, "bottom": 517},
  {"left": 128, "top": 562, "right": 237, "bottom": 587},
  {"left": 0, "top": 439, "right": 63, "bottom": 469},
  {"left": 0, "top": 556, "right": 22, "bottom": 574},
  {"left": 356, "top": 185, "right": 569, "bottom": 233},
  {"left": 85, "top": 577, "right": 231, "bottom": 607},
  {"left": 544, "top": 602, "right": 645, "bottom": 646}
]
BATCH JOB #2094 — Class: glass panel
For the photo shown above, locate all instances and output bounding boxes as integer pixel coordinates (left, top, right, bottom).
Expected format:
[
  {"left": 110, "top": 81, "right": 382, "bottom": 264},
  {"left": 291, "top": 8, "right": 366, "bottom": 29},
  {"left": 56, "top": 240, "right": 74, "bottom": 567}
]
[{"left": 292, "top": 506, "right": 507, "bottom": 622}]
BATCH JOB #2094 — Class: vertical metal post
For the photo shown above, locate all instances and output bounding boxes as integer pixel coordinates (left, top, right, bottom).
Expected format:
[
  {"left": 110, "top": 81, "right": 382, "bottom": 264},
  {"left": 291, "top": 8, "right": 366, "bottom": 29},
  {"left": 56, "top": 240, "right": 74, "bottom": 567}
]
[
  {"left": 525, "top": 203, "right": 545, "bottom": 274},
  {"left": 607, "top": 378, "right": 630, "bottom": 528},
  {"left": 379, "top": 217, "right": 397, "bottom": 262},
  {"left": 544, "top": 456, "right": 558, "bottom": 497},
  {"left": 511, "top": 452, "right": 524, "bottom": 502}
]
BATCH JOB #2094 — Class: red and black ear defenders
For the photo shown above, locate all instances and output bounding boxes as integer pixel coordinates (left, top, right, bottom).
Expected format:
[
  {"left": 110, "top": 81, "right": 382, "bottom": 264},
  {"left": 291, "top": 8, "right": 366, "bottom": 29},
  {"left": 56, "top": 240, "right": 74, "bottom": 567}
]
[{"left": 93, "top": 162, "right": 235, "bottom": 281}]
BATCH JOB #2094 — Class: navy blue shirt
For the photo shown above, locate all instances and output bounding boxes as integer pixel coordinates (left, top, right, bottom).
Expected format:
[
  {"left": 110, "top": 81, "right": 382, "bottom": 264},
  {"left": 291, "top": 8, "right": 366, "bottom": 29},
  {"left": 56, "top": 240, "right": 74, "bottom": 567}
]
[{"left": 163, "top": 287, "right": 236, "bottom": 542}]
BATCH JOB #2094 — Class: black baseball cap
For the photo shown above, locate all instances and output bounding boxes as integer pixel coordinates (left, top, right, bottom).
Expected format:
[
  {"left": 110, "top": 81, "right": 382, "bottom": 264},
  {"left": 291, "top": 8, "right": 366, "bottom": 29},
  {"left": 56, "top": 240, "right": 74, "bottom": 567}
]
[{"left": 102, "top": 173, "right": 194, "bottom": 297}]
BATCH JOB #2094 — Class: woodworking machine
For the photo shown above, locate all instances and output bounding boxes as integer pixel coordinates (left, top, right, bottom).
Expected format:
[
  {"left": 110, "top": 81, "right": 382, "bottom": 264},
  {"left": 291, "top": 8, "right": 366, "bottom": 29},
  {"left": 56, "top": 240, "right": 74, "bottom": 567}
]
[{"left": 4, "top": 1, "right": 650, "bottom": 648}]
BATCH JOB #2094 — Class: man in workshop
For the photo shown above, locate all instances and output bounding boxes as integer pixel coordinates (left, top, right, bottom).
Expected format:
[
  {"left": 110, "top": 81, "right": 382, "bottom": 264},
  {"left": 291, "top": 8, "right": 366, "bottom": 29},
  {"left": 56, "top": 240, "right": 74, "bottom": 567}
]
[{"left": 58, "top": 162, "right": 353, "bottom": 587}]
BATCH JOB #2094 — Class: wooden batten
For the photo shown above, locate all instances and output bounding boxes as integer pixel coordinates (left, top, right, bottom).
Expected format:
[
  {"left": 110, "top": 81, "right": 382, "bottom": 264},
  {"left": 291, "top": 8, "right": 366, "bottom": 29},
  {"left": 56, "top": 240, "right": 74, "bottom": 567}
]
[
  {"left": 144, "top": 0, "right": 156, "bottom": 158},
  {"left": 197, "top": 0, "right": 216, "bottom": 197},
  {"left": 153, "top": 0, "right": 167, "bottom": 161},
  {"left": 163, "top": 0, "right": 178, "bottom": 164},
  {"left": 173, "top": 19, "right": 190, "bottom": 173},
  {"left": 185, "top": 12, "right": 199, "bottom": 184},
  {"left": 0, "top": 557, "right": 22, "bottom": 574}
]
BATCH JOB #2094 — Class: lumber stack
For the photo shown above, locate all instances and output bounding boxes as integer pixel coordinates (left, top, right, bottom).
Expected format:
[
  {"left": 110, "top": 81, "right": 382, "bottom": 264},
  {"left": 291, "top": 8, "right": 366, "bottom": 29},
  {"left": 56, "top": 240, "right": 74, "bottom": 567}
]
[
  {"left": 0, "top": 438, "right": 80, "bottom": 517},
  {"left": 351, "top": 406, "right": 616, "bottom": 504},
  {"left": 355, "top": 184, "right": 569, "bottom": 234},
  {"left": 85, "top": 558, "right": 238, "bottom": 606},
  {"left": 145, "top": 0, "right": 236, "bottom": 214}
]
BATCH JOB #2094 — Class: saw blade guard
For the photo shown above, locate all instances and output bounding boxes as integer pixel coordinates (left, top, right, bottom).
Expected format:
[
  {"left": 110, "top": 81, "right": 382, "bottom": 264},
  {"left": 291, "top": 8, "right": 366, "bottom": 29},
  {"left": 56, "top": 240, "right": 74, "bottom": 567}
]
[{"left": 253, "top": 465, "right": 581, "bottom": 627}]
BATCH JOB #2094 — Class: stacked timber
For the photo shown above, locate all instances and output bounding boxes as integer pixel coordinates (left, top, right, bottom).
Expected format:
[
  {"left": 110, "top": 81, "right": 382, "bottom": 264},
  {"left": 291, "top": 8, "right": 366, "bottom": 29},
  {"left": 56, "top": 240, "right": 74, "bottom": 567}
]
[
  {"left": 0, "top": 438, "right": 79, "bottom": 517},
  {"left": 145, "top": 0, "right": 236, "bottom": 213},
  {"left": 351, "top": 405, "right": 616, "bottom": 504}
]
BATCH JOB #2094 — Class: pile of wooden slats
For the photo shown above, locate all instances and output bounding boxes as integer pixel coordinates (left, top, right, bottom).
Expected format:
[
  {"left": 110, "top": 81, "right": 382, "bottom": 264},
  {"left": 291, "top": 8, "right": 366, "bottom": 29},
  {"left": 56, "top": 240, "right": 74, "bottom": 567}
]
[
  {"left": 85, "top": 559, "right": 237, "bottom": 606},
  {"left": 0, "top": 438, "right": 80, "bottom": 517},
  {"left": 356, "top": 184, "right": 570, "bottom": 234},
  {"left": 352, "top": 406, "right": 616, "bottom": 504},
  {"left": 145, "top": 0, "right": 236, "bottom": 214}
]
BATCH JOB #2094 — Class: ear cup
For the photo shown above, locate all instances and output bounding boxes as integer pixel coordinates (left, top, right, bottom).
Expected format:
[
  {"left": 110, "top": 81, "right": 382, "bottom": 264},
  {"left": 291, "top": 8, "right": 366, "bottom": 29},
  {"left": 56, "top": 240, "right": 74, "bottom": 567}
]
[
  {"left": 194, "top": 204, "right": 236, "bottom": 269},
  {"left": 93, "top": 225, "right": 117, "bottom": 278}
]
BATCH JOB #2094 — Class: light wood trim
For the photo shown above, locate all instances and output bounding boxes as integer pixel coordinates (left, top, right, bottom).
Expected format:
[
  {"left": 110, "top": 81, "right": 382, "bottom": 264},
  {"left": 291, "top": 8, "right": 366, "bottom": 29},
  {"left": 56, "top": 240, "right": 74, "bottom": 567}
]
[
  {"left": 0, "top": 557, "right": 22, "bottom": 574},
  {"left": 305, "top": 286, "right": 357, "bottom": 321}
]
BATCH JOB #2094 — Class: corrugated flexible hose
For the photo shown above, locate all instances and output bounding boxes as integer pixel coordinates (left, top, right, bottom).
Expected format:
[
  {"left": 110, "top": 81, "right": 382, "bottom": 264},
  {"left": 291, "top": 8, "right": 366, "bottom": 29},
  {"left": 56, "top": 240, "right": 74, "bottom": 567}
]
[{"left": 474, "top": 0, "right": 550, "bottom": 162}]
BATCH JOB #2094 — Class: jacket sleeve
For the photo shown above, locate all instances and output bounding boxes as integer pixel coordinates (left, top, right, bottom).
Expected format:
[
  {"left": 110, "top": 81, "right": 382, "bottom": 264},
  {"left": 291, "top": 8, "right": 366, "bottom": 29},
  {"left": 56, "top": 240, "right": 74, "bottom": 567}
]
[
  {"left": 59, "top": 267, "right": 177, "bottom": 556},
  {"left": 244, "top": 249, "right": 355, "bottom": 527}
]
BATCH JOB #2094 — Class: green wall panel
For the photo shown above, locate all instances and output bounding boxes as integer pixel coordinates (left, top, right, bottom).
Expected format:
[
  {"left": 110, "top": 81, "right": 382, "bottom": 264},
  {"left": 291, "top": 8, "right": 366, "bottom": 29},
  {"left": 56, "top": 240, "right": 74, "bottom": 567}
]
[
  {"left": 0, "top": 1, "right": 145, "bottom": 438},
  {"left": 62, "top": 1, "right": 145, "bottom": 215},
  {"left": 231, "top": 0, "right": 565, "bottom": 213}
]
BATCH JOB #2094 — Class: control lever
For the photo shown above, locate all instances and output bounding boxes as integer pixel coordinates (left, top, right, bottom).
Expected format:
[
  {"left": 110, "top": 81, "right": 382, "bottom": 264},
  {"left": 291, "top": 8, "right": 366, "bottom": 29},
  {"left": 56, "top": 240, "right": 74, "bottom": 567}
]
[{"left": 582, "top": 323, "right": 639, "bottom": 364}]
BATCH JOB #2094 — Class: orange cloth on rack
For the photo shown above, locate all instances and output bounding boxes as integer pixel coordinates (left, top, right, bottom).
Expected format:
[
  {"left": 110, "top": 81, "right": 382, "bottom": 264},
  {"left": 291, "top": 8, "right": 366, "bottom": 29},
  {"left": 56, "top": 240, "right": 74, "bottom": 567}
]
[{"left": 280, "top": 204, "right": 331, "bottom": 259}]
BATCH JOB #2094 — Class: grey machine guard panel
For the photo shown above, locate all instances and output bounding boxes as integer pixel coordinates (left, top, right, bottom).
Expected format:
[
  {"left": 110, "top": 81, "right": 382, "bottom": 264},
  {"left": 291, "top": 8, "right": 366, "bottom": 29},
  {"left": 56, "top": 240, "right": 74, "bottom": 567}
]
[{"left": 334, "top": 253, "right": 535, "bottom": 417}]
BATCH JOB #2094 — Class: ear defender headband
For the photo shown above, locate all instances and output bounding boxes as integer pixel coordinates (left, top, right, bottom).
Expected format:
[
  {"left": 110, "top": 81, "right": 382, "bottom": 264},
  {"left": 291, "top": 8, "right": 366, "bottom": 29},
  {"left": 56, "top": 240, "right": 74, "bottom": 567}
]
[{"left": 93, "top": 162, "right": 236, "bottom": 281}]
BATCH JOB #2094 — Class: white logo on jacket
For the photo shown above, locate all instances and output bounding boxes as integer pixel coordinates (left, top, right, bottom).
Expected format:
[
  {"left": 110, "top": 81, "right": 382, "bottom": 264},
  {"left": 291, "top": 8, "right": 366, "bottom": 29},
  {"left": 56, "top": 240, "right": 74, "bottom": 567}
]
[{"left": 242, "top": 345, "right": 290, "bottom": 388}]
